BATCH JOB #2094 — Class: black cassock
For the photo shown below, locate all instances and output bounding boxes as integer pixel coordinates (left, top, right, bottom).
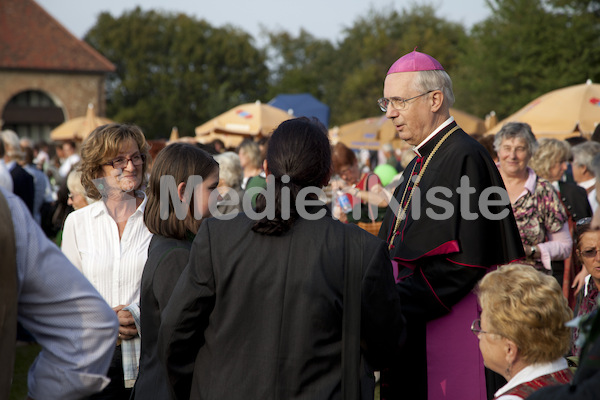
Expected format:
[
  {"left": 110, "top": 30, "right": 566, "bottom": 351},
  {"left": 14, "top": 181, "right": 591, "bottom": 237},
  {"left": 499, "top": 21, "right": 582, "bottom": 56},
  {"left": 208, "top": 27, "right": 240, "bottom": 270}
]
[{"left": 378, "top": 121, "right": 525, "bottom": 400}]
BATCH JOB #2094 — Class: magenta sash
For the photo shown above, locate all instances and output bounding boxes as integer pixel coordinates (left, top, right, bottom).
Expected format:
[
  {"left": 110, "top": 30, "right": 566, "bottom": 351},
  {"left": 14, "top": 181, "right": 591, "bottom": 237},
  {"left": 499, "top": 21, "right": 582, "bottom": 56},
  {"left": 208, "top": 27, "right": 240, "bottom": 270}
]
[{"left": 425, "top": 292, "right": 486, "bottom": 400}]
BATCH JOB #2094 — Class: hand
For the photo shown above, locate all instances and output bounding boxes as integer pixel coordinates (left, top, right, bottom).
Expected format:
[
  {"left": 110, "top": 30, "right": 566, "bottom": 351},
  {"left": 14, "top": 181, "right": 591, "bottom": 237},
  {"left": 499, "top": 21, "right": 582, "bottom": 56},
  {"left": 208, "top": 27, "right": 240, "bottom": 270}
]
[
  {"left": 572, "top": 268, "right": 590, "bottom": 295},
  {"left": 113, "top": 304, "right": 138, "bottom": 340}
]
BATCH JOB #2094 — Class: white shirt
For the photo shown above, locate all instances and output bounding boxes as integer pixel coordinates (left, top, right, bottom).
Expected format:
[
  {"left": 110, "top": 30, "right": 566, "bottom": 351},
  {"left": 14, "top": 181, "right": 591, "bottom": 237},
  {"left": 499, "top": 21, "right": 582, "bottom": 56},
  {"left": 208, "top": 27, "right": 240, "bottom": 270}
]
[
  {"left": 0, "top": 160, "right": 13, "bottom": 192},
  {"left": 61, "top": 193, "right": 152, "bottom": 308},
  {"left": 58, "top": 153, "right": 81, "bottom": 178},
  {"left": 494, "top": 358, "right": 568, "bottom": 399},
  {"left": 578, "top": 177, "right": 598, "bottom": 212},
  {"left": 4, "top": 187, "right": 118, "bottom": 399}
]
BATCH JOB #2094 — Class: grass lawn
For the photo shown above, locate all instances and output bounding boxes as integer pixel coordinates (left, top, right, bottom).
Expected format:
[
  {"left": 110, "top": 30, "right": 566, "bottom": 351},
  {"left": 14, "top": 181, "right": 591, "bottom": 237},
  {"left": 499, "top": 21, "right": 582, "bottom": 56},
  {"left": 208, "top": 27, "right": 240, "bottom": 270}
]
[
  {"left": 9, "top": 344, "right": 381, "bottom": 399},
  {"left": 10, "top": 344, "right": 41, "bottom": 400}
]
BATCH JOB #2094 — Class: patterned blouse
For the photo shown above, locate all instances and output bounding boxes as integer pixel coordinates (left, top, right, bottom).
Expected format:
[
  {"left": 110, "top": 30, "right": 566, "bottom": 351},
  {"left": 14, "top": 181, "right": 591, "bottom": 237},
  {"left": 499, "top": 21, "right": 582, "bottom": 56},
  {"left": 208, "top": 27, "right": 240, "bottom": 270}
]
[
  {"left": 572, "top": 277, "right": 599, "bottom": 356},
  {"left": 511, "top": 169, "right": 567, "bottom": 267}
]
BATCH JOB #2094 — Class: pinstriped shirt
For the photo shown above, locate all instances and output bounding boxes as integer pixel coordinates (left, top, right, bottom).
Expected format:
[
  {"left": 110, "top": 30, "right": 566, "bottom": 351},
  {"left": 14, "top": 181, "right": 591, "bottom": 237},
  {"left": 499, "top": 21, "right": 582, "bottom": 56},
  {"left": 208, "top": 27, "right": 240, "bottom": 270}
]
[
  {"left": 61, "top": 192, "right": 152, "bottom": 386},
  {"left": 61, "top": 193, "right": 152, "bottom": 308}
]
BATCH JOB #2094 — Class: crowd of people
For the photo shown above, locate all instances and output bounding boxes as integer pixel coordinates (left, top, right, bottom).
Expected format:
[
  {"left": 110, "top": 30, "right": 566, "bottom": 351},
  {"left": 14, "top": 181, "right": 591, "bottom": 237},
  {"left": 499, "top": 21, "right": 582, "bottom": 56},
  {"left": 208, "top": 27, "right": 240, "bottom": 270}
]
[{"left": 3, "top": 49, "right": 600, "bottom": 400}]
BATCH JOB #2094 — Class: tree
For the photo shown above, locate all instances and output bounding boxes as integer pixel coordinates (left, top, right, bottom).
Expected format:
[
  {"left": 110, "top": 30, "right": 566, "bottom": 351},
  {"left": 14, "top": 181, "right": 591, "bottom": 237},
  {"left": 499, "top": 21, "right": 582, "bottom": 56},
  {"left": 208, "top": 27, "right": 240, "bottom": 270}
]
[
  {"left": 454, "top": 0, "right": 600, "bottom": 120},
  {"left": 263, "top": 28, "right": 336, "bottom": 102},
  {"left": 328, "top": 5, "right": 468, "bottom": 126},
  {"left": 85, "top": 8, "right": 268, "bottom": 139}
]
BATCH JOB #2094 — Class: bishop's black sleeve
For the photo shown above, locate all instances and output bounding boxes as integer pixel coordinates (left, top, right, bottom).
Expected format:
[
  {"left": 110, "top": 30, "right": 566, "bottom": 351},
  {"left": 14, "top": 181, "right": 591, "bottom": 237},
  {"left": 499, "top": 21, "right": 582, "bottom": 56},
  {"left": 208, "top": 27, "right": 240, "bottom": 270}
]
[{"left": 395, "top": 255, "right": 486, "bottom": 321}]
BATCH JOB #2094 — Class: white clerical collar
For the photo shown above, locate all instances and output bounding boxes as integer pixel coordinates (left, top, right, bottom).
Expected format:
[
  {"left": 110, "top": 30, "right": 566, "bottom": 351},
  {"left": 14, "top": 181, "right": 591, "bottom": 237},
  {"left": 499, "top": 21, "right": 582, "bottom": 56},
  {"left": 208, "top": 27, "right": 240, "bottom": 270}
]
[{"left": 414, "top": 116, "right": 454, "bottom": 158}]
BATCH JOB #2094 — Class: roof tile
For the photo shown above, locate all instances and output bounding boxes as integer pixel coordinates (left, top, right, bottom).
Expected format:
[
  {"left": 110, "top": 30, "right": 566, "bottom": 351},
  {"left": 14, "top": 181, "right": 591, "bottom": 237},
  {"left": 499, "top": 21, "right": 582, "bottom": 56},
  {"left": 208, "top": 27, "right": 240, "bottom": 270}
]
[{"left": 0, "top": 0, "right": 115, "bottom": 72}]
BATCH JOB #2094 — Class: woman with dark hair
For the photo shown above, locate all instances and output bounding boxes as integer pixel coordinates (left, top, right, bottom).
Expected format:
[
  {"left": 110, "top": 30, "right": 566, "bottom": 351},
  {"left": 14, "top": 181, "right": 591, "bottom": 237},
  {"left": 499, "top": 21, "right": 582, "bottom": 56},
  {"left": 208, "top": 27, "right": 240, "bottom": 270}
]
[
  {"left": 331, "top": 142, "right": 388, "bottom": 227},
  {"left": 570, "top": 217, "right": 600, "bottom": 356},
  {"left": 61, "top": 123, "right": 152, "bottom": 399},
  {"left": 133, "top": 143, "right": 219, "bottom": 400},
  {"left": 158, "top": 117, "right": 405, "bottom": 399}
]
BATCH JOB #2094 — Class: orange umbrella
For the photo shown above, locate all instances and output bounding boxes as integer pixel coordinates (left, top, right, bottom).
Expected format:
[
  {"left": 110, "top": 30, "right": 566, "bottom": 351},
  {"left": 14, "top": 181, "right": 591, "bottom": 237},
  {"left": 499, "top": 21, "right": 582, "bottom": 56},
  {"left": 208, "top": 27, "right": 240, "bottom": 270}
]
[
  {"left": 486, "top": 80, "right": 600, "bottom": 139},
  {"left": 50, "top": 103, "right": 113, "bottom": 141},
  {"left": 335, "top": 108, "right": 485, "bottom": 151},
  {"left": 195, "top": 101, "right": 294, "bottom": 140}
]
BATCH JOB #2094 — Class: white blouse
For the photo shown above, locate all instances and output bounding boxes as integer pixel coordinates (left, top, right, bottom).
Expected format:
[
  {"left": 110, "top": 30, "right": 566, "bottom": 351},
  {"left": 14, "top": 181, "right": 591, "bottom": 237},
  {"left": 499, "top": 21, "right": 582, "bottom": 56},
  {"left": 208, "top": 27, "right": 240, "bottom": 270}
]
[
  {"left": 61, "top": 193, "right": 152, "bottom": 308},
  {"left": 494, "top": 358, "right": 569, "bottom": 400}
]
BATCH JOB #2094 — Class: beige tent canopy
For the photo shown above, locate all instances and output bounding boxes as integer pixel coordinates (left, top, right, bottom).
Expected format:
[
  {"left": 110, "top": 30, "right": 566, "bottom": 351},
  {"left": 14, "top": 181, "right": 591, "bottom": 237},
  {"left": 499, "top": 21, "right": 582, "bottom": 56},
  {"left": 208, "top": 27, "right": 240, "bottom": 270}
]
[
  {"left": 195, "top": 100, "right": 294, "bottom": 147},
  {"left": 50, "top": 103, "right": 113, "bottom": 141},
  {"left": 486, "top": 80, "right": 600, "bottom": 139}
]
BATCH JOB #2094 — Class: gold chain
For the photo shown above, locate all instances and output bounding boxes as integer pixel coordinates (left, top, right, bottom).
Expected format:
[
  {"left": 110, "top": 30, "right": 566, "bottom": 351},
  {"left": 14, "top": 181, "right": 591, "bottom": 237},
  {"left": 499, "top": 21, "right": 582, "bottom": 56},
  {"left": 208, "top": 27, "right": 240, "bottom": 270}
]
[{"left": 388, "top": 126, "right": 459, "bottom": 249}]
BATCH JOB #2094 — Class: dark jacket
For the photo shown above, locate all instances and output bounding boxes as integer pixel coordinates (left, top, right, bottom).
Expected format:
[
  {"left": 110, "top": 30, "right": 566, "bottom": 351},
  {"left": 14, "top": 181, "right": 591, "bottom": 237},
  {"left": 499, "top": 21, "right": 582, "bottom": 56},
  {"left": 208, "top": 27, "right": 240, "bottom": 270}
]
[
  {"left": 159, "top": 206, "right": 406, "bottom": 400},
  {"left": 557, "top": 181, "right": 592, "bottom": 223},
  {"left": 9, "top": 164, "right": 34, "bottom": 214},
  {"left": 528, "top": 309, "right": 600, "bottom": 400},
  {"left": 132, "top": 234, "right": 193, "bottom": 400}
]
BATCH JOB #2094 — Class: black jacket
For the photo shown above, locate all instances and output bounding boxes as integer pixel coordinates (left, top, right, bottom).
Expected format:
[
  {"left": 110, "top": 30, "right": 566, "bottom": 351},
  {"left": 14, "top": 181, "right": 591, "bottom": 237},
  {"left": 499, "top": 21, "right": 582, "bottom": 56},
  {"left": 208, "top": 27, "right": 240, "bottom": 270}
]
[{"left": 159, "top": 206, "right": 406, "bottom": 399}]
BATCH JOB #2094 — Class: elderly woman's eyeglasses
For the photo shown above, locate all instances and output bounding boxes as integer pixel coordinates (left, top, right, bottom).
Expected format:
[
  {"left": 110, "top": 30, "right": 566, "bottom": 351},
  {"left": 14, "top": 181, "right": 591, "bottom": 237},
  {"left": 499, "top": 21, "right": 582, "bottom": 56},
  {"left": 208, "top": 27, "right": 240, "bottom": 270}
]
[
  {"left": 580, "top": 248, "right": 600, "bottom": 258},
  {"left": 470, "top": 319, "right": 492, "bottom": 336},
  {"left": 105, "top": 154, "right": 146, "bottom": 169},
  {"left": 377, "top": 90, "right": 436, "bottom": 112}
]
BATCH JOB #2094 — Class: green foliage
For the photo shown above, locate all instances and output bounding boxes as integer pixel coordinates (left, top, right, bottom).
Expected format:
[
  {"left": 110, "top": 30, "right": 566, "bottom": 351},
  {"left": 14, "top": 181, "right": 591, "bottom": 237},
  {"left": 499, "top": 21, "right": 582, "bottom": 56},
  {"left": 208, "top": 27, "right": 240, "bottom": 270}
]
[
  {"left": 454, "top": 0, "right": 600, "bottom": 120},
  {"left": 320, "top": 5, "right": 468, "bottom": 125},
  {"left": 83, "top": 1, "right": 600, "bottom": 134},
  {"left": 85, "top": 8, "right": 268, "bottom": 139}
]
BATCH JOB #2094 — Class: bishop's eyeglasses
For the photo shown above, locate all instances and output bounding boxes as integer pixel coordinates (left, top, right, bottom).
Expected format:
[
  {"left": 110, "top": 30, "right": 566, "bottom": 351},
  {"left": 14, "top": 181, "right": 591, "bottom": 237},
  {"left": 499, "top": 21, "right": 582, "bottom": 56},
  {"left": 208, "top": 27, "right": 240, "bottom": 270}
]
[{"left": 377, "top": 90, "right": 437, "bottom": 112}]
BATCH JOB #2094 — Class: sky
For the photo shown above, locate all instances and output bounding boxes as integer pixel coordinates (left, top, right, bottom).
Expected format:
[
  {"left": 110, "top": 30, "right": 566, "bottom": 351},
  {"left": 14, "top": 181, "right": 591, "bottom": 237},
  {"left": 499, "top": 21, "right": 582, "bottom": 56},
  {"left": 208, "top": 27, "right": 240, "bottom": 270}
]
[{"left": 36, "top": 0, "right": 491, "bottom": 43}]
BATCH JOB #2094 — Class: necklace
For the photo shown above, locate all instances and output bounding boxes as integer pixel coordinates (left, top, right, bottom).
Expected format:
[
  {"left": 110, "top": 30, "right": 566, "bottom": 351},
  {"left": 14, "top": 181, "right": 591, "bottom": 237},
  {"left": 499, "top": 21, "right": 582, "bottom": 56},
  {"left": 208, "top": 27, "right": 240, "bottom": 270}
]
[{"left": 388, "top": 126, "right": 459, "bottom": 249}]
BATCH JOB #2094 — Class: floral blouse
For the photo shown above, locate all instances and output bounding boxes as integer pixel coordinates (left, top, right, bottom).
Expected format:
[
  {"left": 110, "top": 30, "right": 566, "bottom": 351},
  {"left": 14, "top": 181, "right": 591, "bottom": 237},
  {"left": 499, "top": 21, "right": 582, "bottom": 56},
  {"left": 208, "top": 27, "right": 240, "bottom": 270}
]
[
  {"left": 511, "top": 171, "right": 567, "bottom": 266},
  {"left": 572, "top": 277, "right": 599, "bottom": 356}
]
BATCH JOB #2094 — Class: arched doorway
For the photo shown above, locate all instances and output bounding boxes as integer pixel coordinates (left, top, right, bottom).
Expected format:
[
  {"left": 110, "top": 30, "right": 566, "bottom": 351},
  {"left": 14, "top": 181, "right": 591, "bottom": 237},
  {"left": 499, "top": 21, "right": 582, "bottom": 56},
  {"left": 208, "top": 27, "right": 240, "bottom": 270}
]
[{"left": 1, "top": 90, "right": 64, "bottom": 142}]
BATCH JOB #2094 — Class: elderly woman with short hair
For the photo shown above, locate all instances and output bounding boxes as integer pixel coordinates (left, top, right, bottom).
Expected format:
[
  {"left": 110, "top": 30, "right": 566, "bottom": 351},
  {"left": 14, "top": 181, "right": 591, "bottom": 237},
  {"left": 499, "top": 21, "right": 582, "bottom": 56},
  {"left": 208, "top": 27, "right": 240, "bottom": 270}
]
[
  {"left": 474, "top": 264, "right": 573, "bottom": 399},
  {"left": 214, "top": 151, "right": 244, "bottom": 215},
  {"left": 495, "top": 122, "right": 571, "bottom": 274}
]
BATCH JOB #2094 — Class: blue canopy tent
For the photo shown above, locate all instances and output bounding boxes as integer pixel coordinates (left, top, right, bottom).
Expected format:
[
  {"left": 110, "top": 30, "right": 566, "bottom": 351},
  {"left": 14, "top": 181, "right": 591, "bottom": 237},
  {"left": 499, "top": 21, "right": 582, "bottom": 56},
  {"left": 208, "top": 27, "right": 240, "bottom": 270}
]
[{"left": 268, "top": 93, "right": 330, "bottom": 128}]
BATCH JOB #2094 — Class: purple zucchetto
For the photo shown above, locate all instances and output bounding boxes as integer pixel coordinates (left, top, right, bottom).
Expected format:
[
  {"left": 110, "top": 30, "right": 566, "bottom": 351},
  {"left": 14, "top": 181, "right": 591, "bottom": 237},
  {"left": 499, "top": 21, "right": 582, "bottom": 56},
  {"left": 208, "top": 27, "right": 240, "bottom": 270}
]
[{"left": 387, "top": 48, "right": 444, "bottom": 75}]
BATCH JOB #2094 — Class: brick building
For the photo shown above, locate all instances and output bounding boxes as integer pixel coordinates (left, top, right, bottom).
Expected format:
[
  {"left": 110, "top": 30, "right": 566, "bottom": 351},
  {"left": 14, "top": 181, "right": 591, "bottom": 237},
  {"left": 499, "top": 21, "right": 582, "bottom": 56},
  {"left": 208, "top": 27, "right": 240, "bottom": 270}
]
[{"left": 0, "top": 0, "right": 115, "bottom": 142}]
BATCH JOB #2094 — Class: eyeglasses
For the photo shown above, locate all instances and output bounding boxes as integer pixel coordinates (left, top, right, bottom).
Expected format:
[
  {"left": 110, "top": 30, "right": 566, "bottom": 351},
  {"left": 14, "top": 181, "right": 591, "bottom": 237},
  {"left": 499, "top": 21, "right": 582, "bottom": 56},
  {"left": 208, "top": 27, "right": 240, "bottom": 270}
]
[
  {"left": 105, "top": 154, "right": 146, "bottom": 169},
  {"left": 377, "top": 90, "right": 437, "bottom": 112},
  {"left": 580, "top": 248, "right": 600, "bottom": 258},
  {"left": 471, "top": 319, "right": 493, "bottom": 336}
]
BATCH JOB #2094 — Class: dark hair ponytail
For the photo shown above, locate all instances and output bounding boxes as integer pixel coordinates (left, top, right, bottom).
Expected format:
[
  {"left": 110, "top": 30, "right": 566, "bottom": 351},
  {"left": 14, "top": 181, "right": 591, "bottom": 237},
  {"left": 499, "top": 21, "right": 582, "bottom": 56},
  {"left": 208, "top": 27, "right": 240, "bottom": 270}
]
[{"left": 252, "top": 117, "right": 331, "bottom": 235}]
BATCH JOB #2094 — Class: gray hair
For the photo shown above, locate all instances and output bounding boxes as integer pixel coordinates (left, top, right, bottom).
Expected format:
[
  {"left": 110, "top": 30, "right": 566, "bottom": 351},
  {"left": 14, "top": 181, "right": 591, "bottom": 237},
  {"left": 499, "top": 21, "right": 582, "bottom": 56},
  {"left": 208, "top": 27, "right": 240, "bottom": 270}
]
[
  {"left": 591, "top": 152, "right": 600, "bottom": 177},
  {"left": 0, "top": 130, "right": 23, "bottom": 161},
  {"left": 66, "top": 169, "right": 95, "bottom": 205},
  {"left": 214, "top": 151, "right": 243, "bottom": 188},
  {"left": 413, "top": 70, "right": 455, "bottom": 108},
  {"left": 238, "top": 140, "right": 263, "bottom": 169},
  {"left": 493, "top": 122, "right": 538, "bottom": 156},
  {"left": 571, "top": 141, "right": 600, "bottom": 174}
]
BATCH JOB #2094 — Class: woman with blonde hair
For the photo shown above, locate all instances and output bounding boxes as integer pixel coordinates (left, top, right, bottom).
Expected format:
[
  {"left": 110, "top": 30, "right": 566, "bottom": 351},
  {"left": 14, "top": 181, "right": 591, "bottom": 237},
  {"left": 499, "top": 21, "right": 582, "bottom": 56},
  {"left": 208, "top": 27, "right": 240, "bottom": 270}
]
[
  {"left": 61, "top": 123, "right": 152, "bottom": 399},
  {"left": 66, "top": 169, "right": 94, "bottom": 210},
  {"left": 474, "top": 264, "right": 573, "bottom": 399},
  {"left": 530, "top": 138, "right": 592, "bottom": 294}
]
